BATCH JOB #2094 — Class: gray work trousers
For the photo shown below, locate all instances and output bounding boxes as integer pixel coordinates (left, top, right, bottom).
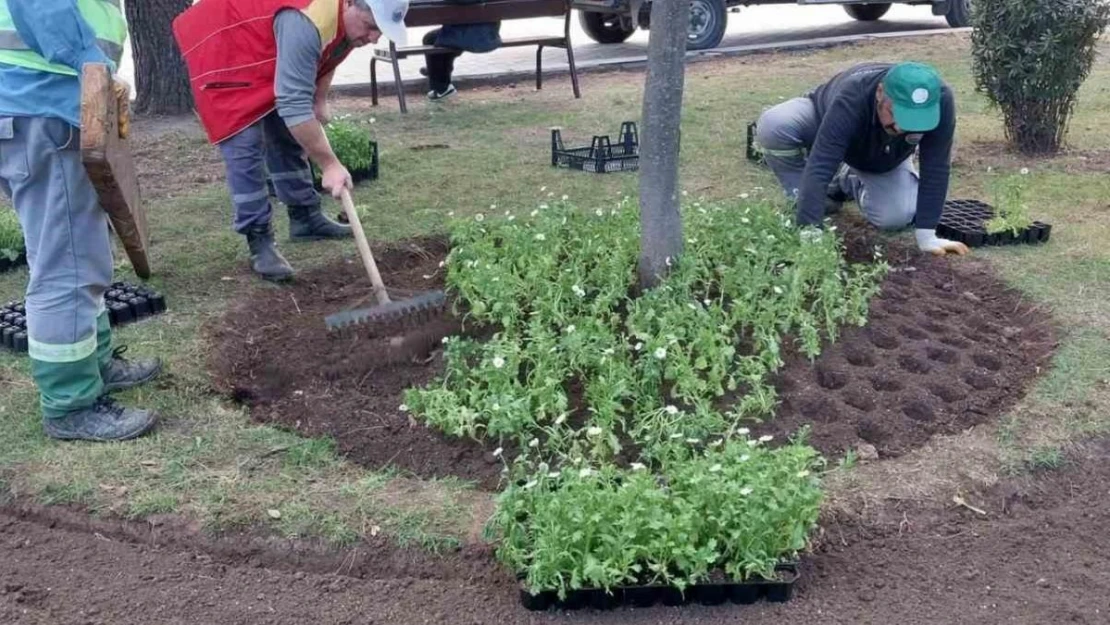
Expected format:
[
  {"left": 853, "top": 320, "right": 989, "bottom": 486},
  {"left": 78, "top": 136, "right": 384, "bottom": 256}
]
[
  {"left": 756, "top": 97, "right": 918, "bottom": 230},
  {"left": 0, "top": 116, "right": 113, "bottom": 416},
  {"left": 218, "top": 111, "right": 319, "bottom": 234}
]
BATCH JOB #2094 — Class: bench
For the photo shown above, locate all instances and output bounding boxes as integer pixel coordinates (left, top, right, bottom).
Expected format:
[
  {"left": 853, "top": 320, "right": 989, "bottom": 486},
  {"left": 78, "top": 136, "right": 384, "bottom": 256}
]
[{"left": 370, "top": 0, "right": 581, "bottom": 113}]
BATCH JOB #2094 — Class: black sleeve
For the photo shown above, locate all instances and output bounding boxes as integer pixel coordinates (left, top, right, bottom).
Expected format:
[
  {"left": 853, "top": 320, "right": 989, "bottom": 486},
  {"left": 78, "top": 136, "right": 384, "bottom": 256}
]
[
  {"left": 794, "top": 95, "right": 862, "bottom": 227},
  {"left": 915, "top": 88, "right": 956, "bottom": 230}
]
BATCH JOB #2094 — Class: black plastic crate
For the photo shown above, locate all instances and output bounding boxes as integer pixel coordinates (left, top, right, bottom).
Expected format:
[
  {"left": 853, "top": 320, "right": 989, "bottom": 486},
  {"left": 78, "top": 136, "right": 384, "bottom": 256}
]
[
  {"left": 520, "top": 563, "right": 798, "bottom": 612},
  {"left": 0, "top": 251, "right": 26, "bottom": 274},
  {"left": 551, "top": 122, "right": 639, "bottom": 174},
  {"left": 938, "top": 199, "right": 1052, "bottom": 248}
]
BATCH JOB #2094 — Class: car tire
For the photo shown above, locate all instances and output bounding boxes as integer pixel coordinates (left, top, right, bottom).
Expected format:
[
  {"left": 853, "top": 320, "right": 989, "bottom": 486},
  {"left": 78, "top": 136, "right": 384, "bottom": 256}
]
[
  {"left": 578, "top": 11, "right": 637, "bottom": 44},
  {"left": 843, "top": 3, "right": 892, "bottom": 21}
]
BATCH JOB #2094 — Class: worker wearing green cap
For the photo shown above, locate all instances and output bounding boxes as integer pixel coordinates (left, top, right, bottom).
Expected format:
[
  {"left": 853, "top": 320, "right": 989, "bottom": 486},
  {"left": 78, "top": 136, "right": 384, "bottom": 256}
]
[{"left": 756, "top": 61, "right": 968, "bottom": 256}]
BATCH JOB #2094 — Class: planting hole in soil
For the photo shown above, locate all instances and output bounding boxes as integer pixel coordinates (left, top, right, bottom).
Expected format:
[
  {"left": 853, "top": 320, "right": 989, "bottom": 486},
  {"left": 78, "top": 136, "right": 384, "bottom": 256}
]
[
  {"left": 841, "top": 386, "right": 877, "bottom": 412},
  {"left": 925, "top": 346, "right": 960, "bottom": 365},
  {"left": 901, "top": 398, "right": 937, "bottom": 422},
  {"left": 843, "top": 345, "right": 877, "bottom": 368},
  {"left": 868, "top": 328, "right": 901, "bottom": 350},
  {"left": 897, "top": 354, "right": 932, "bottom": 375},
  {"left": 972, "top": 352, "right": 1004, "bottom": 372},
  {"left": 898, "top": 325, "right": 929, "bottom": 341},
  {"left": 963, "top": 370, "right": 997, "bottom": 390},
  {"left": 925, "top": 381, "right": 969, "bottom": 403},
  {"left": 816, "top": 366, "right": 849, "bottom": 390}
]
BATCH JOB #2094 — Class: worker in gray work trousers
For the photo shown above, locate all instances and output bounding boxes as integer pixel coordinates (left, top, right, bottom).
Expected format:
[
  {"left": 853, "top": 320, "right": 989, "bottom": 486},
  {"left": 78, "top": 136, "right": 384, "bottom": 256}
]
[
  {"left": 756, "top": 61, "right": 969, "bottom": 256},
  {"left": 174, "top": 0, "right": 410, "bottom": 282},
  {"left": 0, "top": 0, "right": 161, "bottom": 441}
]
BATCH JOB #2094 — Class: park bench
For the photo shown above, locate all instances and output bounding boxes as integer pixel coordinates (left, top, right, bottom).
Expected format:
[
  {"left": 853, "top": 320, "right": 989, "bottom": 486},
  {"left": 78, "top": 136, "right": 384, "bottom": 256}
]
[{"left": 370, "top": 0, "right": 582, "bottom": 113}]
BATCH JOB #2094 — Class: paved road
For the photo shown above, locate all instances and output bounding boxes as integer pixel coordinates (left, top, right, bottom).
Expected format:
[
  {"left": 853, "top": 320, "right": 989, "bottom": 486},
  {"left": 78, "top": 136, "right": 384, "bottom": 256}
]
[{"left": 119, "top": 4, "right": 951, "bottom": 91}]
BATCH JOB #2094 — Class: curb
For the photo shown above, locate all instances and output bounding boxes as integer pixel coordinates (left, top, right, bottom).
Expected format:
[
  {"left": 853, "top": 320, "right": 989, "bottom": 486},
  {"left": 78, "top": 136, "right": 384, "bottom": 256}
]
[{"left": 332, "top": 27, "right": 970, "bottom": 99}]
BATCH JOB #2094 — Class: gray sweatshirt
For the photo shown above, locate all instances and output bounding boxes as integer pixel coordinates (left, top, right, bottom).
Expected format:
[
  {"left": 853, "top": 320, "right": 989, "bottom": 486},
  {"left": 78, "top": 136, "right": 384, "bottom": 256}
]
[{"left": 273, "top": 9, "right": 325, "bottom": 127}]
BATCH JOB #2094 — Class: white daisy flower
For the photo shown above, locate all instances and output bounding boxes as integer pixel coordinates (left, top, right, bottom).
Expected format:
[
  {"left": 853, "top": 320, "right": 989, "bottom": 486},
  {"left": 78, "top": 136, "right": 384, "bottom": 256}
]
[
  {"left": 665, "top": 405, "right": 679, "bottom": 415},
  {"left": 492, "top": 356, "right": 506, "bottom": 369},
  {"left": 654, "top": 347, "right": 667, "bottom": 360},
  {"left": 630, "top": 462, "right": 647, "bottom": 471},
  {"left": 740, "top": 487, "right": 753, "bottom": 496}
]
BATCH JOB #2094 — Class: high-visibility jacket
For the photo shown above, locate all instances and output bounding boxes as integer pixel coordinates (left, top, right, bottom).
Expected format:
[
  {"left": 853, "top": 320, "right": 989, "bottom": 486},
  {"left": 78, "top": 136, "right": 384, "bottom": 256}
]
[
  {"left": 173, "top": 0, "right": 352, "bottom": 144},
  {"left": 0, "top": 0, "right": 127, "bottom": 75}
]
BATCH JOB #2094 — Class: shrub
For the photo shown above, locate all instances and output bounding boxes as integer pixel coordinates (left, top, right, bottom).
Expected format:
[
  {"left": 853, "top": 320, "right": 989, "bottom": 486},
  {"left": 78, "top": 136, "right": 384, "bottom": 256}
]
[
  {"left": 971, "top": 0, "right": 1110, "bottom": 154},
  {"left": 0, "top": 208, "right": 24, "bottom": 262}
]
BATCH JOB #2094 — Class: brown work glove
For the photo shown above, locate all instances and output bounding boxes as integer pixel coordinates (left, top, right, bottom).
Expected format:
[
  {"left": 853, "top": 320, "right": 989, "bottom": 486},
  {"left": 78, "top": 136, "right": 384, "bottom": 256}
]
[{"left": 113, "top": 77, "right": 131, "bottom": 139}]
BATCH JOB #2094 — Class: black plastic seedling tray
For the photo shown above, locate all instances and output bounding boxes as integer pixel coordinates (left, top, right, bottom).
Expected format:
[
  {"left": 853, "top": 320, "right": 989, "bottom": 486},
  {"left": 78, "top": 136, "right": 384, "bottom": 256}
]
[
  {"left": 313, "top": 139, "right": 380, "bottom": 194},
  {"left": 0, "top": 283, "right": 167, "bottom": 356},
  {"left": 937, "top": 199, "right": 1052, "bottom": 248},
  {"left": 0, "top": 252, "right": 26, "bottom": 274},
  {"left": 551, "top": 122, "right": 640, "bottom": 174},
  {"left": 520, "top": 563, "right": 798, "bottom": 611}
]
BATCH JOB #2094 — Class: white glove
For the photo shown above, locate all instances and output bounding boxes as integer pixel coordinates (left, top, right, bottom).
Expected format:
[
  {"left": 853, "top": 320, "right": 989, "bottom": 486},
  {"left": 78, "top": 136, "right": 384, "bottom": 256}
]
[{"left": 915, "top": 229, "right": 969, "bottom": 257}]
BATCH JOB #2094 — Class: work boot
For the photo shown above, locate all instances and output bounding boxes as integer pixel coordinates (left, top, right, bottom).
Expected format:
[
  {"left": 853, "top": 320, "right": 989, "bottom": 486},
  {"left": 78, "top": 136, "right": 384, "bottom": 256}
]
[
  {"left": 43, "top": 396, "right": 157, "bottom": 442},
  {"left": 101, "top": 346, "right": 163, "bottom": 393},
  {"left": 288, "top": 205, "right": 352, "bottom": 241},
  {"left": 826, "top": 164, "right": 852, "bottom": 214},
  {"left": 246, "top": 223, "right": 295, "bottom": 281}
]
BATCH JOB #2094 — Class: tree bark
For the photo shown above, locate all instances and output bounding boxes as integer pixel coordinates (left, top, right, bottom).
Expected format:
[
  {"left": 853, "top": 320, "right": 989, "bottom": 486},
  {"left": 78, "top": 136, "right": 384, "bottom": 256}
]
[
  {"left": 637, "top": 0, "right": 689, "bottom": 290},
  {"left": 124, "top": 0, "right": 193, "bottom": 115}
]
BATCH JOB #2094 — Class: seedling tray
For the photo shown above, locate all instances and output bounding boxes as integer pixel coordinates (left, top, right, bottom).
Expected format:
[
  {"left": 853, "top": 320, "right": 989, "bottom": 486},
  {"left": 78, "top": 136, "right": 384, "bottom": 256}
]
[
  {"left": 520, "top": 563, "right": 798, "bottom": 611},
  {"left": 0, "top": 282, "right": 167, "bottom": 356},
  {"left": 0, "top": 252, "right": 26, "bottom": 274},
  {"left": 312, "top": 139, "right": 380, "bottom": 193},
  {"left": 937, "top": 199, "right": 1052, "bottom": 248},
  {"left": 551, "top": 122, "right": 639, "bottom": 173}
]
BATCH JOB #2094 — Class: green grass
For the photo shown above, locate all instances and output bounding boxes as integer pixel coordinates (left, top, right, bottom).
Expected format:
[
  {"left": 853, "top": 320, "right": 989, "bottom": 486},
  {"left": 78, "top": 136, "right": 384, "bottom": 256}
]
[{"left": 1, "top": 34, "right": 1109, "bottom": 547}]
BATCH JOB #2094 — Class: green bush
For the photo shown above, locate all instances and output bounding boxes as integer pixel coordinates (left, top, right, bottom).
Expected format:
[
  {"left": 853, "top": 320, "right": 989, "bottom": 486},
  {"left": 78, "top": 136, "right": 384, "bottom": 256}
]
[
  {"left": 0, "top": 208, "right": 24, "bottom": 262},
  {"left": 971, "top": 0, "right": 1110, "bottom": 154}
]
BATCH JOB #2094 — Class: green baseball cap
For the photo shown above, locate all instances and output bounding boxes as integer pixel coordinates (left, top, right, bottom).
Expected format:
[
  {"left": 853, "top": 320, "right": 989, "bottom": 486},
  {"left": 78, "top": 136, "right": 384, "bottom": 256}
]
[{"left": 882, "top": 62, "right": 943, "bottom": 133}]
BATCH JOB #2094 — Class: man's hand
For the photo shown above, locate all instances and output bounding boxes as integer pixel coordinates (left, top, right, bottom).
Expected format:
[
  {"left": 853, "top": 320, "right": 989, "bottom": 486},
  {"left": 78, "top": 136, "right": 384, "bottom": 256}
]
[
  {"left": 915, "top": 228, "right": 969, "bottom": 257},
  {"left": 112, "top": 77, "right": 131, "bottom": 139},
  {"left": 320, "top": 162, "right": 352, "bottom": 199},
  {"left": 313, "top": 99, "right": 331, "bottom": 124}
]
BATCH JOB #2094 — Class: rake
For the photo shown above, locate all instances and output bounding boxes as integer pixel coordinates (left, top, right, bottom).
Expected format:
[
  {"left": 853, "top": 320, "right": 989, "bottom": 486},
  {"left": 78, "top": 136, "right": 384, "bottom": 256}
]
[{"left": 324, "top": 188, "right": 447, "bottom": 334}]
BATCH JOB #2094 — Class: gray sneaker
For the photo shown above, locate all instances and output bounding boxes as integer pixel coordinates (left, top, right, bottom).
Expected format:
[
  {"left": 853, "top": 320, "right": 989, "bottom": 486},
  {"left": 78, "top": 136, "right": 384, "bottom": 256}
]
[
  {"left": 43, "top": 396, "right": 157, "bottom": 442},
  {"left": 102, "top": 346, "right": 163, "bottom": 393}
]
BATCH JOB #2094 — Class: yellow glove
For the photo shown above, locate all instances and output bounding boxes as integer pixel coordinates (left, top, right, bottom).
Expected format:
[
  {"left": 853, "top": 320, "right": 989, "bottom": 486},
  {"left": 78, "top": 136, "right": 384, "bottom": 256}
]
[
  {"left": 112, "top": 78, "right": 131, "bottom": 140},
  {"left": 915, "top": 229, "right": 970, "bottom": 257}
]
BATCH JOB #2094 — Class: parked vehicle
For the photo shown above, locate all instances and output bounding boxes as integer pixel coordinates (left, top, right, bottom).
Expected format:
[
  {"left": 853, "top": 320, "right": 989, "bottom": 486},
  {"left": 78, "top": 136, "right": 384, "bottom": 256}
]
[{"left": 570, "top": 0, "right": 971, "bottom": 51}]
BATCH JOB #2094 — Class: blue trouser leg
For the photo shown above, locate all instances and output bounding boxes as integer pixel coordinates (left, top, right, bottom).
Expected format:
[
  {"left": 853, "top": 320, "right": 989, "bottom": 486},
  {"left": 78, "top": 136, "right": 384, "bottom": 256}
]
[
  {"left": 0, "top": 116, "right": 110, "bottom": 418},
  {"left": 218, "top": 120, "right": 272, "bottom": 234},
  {"left": 261, "top": 112, "right": 319, "bottom": 211}
]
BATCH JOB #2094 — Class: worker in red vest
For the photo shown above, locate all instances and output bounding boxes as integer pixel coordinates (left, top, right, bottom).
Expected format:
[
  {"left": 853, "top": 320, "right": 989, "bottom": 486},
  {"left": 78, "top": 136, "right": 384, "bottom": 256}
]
[{"left": 173, "top": 0, "right": 409, "bottom": 281}]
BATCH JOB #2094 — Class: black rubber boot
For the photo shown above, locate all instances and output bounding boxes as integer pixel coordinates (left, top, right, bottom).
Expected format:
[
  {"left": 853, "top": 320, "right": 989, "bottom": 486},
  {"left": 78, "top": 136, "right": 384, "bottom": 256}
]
[
  {"left": 288, "top": 205, "right": 352, "bottom": 241},
  {"left": 245, "top": 223, "right": 295, "bottom": 281}
]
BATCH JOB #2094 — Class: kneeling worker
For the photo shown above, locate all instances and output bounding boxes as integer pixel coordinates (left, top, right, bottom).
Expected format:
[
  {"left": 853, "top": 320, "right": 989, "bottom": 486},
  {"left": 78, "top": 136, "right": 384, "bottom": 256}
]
[
  {"left": 173, "top": 0, "right": 410, "bottom": 281},
  {"left": 756, "top": 61, "right": 969, "bottom": 256}
]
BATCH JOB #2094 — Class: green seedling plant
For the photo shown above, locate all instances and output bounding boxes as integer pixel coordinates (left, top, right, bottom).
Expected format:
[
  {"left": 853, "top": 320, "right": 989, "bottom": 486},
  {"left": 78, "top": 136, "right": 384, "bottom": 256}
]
[
  {"left": 0, "top": 208, "right": 25, "bottom": 263},
  {"left": 309, "top": 117, "right": 376, "bottom": 183},
  {"left": 403, "top": 195, "right": 887, "bottom": 598},
  {"left": 986, "top": 172, "right": 1034, "bottom": 236}
]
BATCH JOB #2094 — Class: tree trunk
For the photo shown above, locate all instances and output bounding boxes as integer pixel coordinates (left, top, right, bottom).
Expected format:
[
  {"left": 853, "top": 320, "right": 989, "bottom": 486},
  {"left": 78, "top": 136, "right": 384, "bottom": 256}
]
[
  {"left": 637, "top": 0, "right": 689, "bottom": 290},
  {"left": 124, "top": 0, "right": 193, "bottom": 115}
]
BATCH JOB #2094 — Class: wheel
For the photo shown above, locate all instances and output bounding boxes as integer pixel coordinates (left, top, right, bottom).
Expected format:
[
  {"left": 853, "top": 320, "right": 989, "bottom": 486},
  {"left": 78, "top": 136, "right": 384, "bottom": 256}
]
[
  {"left": 843, "top": 3, "right": 892, "bottom": 21},
  {"left": 686, "top": 0, "right": 727, "bottom": 51},
  {"left": 578, "top": 11, "right": 637, "bottom": 45},
  {"left": 945, "top": 0, "right": 971, "bottom": 28}
]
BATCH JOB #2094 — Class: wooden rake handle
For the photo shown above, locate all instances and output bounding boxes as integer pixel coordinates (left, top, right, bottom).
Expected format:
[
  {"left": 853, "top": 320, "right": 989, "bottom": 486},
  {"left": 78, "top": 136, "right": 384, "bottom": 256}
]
[{"left": 339, "top": 188, "right": 391, "bottom": 307}]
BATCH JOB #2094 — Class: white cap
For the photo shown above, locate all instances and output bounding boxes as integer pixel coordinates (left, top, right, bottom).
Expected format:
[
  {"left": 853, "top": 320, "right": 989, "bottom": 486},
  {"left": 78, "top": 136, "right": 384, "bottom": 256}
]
[{"left": 362, "top": 0, "right": 410, "bottom": 46}]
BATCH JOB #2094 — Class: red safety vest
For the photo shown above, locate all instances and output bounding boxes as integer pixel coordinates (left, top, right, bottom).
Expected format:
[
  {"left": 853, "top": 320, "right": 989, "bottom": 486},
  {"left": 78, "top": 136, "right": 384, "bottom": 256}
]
[{"left": 173, "top": 0, "right": 352, "bottom": 144}]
